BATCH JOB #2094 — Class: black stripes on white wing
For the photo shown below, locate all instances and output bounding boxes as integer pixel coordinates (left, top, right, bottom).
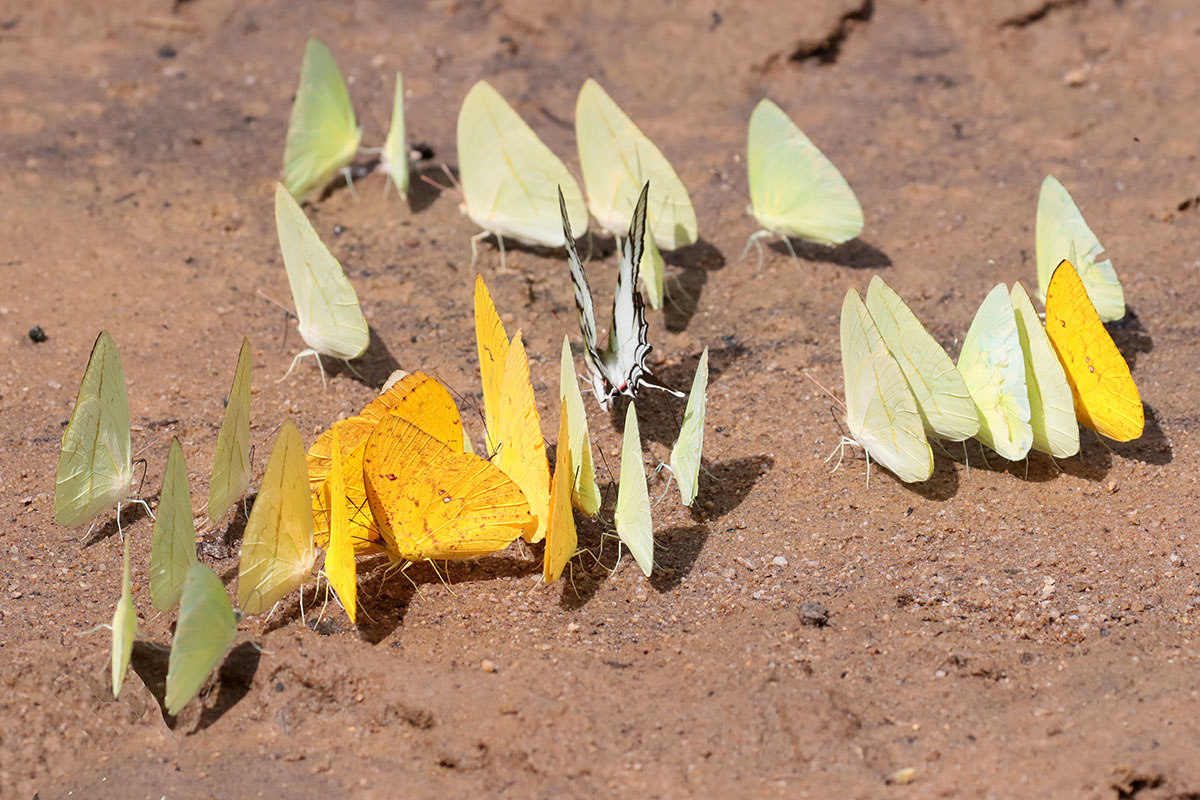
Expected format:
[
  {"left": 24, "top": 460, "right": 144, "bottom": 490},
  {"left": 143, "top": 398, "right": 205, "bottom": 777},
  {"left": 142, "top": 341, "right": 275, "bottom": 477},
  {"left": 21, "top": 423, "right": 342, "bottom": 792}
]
[{"left": 559, "top": 182, "right": 683, "bottom": 408}]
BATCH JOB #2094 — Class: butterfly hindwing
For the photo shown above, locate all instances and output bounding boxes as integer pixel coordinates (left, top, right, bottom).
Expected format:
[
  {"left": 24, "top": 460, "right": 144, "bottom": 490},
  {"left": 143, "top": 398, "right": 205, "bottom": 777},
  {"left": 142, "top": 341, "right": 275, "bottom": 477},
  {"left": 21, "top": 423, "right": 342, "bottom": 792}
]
[
  {"left": 282, "top": 38, "right": 361, "bottom": 203},
  {"left": 150, "top": 438, "right": 198, "bottom": 612}
]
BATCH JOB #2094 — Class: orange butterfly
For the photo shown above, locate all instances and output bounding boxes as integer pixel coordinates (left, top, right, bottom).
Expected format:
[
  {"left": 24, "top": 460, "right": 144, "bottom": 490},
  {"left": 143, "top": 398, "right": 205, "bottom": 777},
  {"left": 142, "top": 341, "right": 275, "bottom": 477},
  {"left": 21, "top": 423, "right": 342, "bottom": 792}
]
[{"left": 1045, "top": 259, "right": 1144, "bottom": 441}]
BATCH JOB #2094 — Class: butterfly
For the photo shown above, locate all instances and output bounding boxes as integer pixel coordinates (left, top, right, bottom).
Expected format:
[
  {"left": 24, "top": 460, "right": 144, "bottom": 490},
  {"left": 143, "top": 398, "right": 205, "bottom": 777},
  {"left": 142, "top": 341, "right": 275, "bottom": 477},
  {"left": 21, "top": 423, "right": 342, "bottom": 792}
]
[
  {"left": 743, "top": 98, "right": 864, "bottom": 267},
  {"left": 274, "top": 183, "right": 370, "bottom": 383},
  {"left": 668, "top": 347, "right": 709, "bottom": 507},
  {"left": 838, "top": 287, "right": 933, "bottom": 483},
  {"left": 957, "top": 284, "right": 1033, "bottom": 461},
  {"left": 237, "top": 420, "right": 315, "bottom": 615},
  {"left": 542, "top": 400, "right": 578, "bottom": 585},
  {"left": 473, "top": 276, "right": 551, "bottom": 543},
  {"left": 575, "top": 77, "right": 696, "bottom": 308},
  {"left": 55, "top": 331, "right": 135, "bottom": 528},
  {"left": 111, "top": 533, "right": 135, "bottom": 698},
  {"left": 208, "top": 338, "right": 252, "bottom": 522},
  {"left": 322, "top": 427, "right": 357, "bottom": 623},
  {"left": 150, "top": 438, "right": 198, "bottom": 612},
  {"left": 282, "top": 38, "right": 361, "bottom": 202},
  {"left": 307, "top": 371, "right": 468, "bottom": 555},
  {"left": 1010, "top": 282, "right": 1079, "bottom": 458},
  {"left": 558, "top": 336, "right": 601, "bottom": 515},
  {"left": 864, "top": 276, "right": 978, "bottom": 442},
  {"left": 1044, "top": 259, "right": 1143, "bottom": 441},
  {"left": 362, "top": 414, "right": 533, "bottom": 562},
  {"left": 614, "top": 402, "right": 653, "bottom": 576},
  {"left": 560, "top": 181, "right": 683, "bottom": 409},
  {"left": 165, "top": 562, "right": 241, "bottom": 716},
  {"left": 456, "top": 79, "right": 589, "bottom": 266},
  {"left": 1037, "top": 175, "right": 1124, "bottom": 322},
  {"left": 380, "top": 71, "right": 410, "bottom": 199}
]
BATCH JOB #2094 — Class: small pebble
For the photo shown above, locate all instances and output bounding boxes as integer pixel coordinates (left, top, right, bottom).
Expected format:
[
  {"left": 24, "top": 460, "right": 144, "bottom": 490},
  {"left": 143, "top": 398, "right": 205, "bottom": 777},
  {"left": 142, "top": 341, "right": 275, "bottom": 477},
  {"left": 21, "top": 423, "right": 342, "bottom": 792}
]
[
  {"left": 887, "top": 767, "right": 917, "bottom": 785},
  {"left": 797, "top": 600, "right": 829, "bottom": 627},
  {"left": 28, "top": 326, "right": 47, "bottom": 343},
  {"left": 772, "top": 556, "right": 788, "bottom": 567},
  {"left": 481, "top": 659, "right": 498, "bottom": 673}
]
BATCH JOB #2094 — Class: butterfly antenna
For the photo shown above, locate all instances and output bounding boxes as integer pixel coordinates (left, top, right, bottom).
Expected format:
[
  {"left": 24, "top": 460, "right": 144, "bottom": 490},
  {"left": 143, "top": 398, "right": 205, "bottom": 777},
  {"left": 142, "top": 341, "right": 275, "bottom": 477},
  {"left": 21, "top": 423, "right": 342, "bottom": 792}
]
[
  {"left": 256, "top": 289, "right": 297, "bottom": 320},
  {"left": 804, "top": 371, "right": 848, "bottom": 414}
]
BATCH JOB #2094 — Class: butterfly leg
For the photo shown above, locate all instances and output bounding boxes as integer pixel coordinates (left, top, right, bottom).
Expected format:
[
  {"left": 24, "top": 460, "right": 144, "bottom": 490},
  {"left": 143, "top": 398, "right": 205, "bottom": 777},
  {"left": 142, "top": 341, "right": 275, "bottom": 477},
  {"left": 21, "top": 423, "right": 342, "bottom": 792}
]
[
  {"left": 341, "top": 165, "right": 358, "bottom": 199},
  {"left": 497, "top": 234, "right": 507, "bottom": 271},
  {"left": 739, "top": 230, "right": 769, "bottom": 270},
  {"left": 469, "top": 230, "right": 491, "bottom": 268},
  {"left": 779, "top": 234, "right": 798, "bottom": 260},
  {"left": 278, "top": 348, "right": 316, "bottom": 384}
]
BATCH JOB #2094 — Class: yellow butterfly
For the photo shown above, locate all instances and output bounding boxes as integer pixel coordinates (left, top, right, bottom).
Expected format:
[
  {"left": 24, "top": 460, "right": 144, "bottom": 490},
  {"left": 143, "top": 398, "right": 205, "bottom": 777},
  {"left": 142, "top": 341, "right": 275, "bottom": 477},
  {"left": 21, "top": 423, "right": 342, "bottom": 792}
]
[
  {"left": 322, "top": 427, "right": 357, "bottom": 623},
  {"left": 1044, "top": 259, "right": 1143, "bottom": 441},
  {"left": 542, "top": 401, "right": 577, "bottom": 585},
  {"left": 474, "top": 275, "right": 552, "bottom": 544}
]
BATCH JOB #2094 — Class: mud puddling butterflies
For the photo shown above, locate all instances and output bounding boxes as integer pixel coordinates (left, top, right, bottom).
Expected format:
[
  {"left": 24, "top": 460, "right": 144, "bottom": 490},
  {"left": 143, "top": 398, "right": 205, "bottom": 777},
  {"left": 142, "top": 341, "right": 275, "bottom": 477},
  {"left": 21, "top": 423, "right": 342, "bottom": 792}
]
[
  {"left": 282, "top": 38, "right": 362, "bottom": 202},
  {"left": 1037, "top": 175, "right": 1124, "bottom": 322},
  {"left": 743, "top": 98, "right": 864, "bottom": 266},
  {"left": 559, "top": 181, "right": 683, "bottom": 409}
]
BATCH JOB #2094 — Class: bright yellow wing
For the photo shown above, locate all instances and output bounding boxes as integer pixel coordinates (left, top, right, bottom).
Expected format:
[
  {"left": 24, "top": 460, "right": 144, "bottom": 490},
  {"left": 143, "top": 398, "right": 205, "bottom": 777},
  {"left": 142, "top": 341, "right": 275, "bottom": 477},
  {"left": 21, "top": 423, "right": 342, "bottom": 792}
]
[
  {"left": 308, "top": 372, "right": 465, "bottom": 552},
  {"left": 543, "top": 401, "right": 577, "bottom": 584},
  {"left": 474, "top": 274, "right": 510, "bottom": 453},
  {"left": 363, "top": 415, "right": 532, "bottom": 562},
  {"left": 323, "top": 427, "right": 357, "bottom": 623},
  {"left": 238, "top": 420, "right": 315, "bottom": 615},
  {"left": 1045, "top": 259, "right": 1143, "bottom": 441},
  {"left": 494, "top": 333, "right": 552, "bottom": 543}
]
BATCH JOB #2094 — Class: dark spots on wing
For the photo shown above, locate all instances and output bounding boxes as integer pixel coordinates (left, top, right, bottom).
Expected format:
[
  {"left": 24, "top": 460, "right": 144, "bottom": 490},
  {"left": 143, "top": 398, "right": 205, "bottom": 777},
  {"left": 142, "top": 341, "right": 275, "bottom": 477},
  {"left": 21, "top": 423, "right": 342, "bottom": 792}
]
[{"left": 386, "top": 473, "right": 398, "bottom": 481}]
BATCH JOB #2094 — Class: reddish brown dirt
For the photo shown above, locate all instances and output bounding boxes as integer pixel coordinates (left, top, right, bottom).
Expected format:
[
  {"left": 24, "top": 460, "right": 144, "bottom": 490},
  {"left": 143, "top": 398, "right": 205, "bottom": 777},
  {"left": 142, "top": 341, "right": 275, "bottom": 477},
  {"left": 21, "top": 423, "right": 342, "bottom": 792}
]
[{"left": 3, "top": 0, "right": 1200, "bottom": 797}]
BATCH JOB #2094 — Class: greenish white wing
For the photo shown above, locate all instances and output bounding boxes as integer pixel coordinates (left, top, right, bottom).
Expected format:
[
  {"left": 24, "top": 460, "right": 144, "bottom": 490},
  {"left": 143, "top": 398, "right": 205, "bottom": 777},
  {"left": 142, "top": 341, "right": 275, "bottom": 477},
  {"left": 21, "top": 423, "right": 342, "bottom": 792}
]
[
  {"left": 381, "top": 71, "right": 409, "bottom": 199},
  {"left": 208, "top": 338, "right": 252, "bottom": 521},
  {"left": 151, "top": 438, "right": 198, "bottom": 612},
  {"left": 457, "top": 80, "right": 588, "bottom": 247},
  {"left": 274, "top": 183, "right": 370, "bottom": 360},
  {"left": 282, "top": 38, "right": 362, "bottom": 203},
  {"left": 864, "top": 276, "right": 978, "bottom": 441},
  {"left": 669, "top": 347, "right": 709, "bottom": 506},
  {"left": 1010, "top": 282, "right": 1079, "bottom": 458},
  {"left": 55, "top": 331, "right": 134, "bottom": 527},
  {"left": 165, "top": 563, "right": 239, "bottom": 716},
  {"left": 575, "top": 78, "right": 697, "bottom": 249},
  {"left": 111, "top": 534, "right": 136, "bottom": 697},
  {"left": 614, "top": 402, "right": 653, "bottom": 576},
  {"left": 640, "top": 232, "right": 665, "bottom": 311},
  {"left": 747, "top": 98, "right": 863, "bottom": 246},
  {"left": 1035, "top": 174, "right": 1124, "bottom": 321},
  {"left": 237, "top": 420, "right": 316, "bottom": 615},
  {"left": 840, "top": 289, "right": 932, "bottom": 483},
  {"left": 559, "top": 336, "right": 601, "bottom": 516},
  {"left": 957, "top": 284, "right": 1033, "bottom": 460}
]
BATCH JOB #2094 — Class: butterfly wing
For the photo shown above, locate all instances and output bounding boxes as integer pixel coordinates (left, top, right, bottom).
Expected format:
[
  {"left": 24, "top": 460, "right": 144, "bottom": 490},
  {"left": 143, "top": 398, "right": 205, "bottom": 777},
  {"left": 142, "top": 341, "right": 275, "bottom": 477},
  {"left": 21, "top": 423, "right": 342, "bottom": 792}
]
[
  {"left": 1045, "top": 260, "right": 1143, "bottom": 441},
  {"left": 238, "top": 421, "right": 315, "bottom": 614},
  {"left": 457, "top": 80, "right": 588, "bottom": 246},
  {"left": 747, "top": 99, "right": 863, "bottom": 246},
  {"left": 282, "top": 38, "right": 362, "bottom": 202},
  {"left": 111, "top": 533, "right": 136, "bottom": 697},
  {"left": 840, "top": 289, "right": 933, "bottom": 483},
  {"left": 165, "top": 563, "right": 239, "bottom": 716},
  {"left": 1010, "top": 282, "right": 1080, "bottom": 457},
  {"left": 956, "top": 284, "right": 1033, "bottom": 460},
  {"left": 575, "top": 78, "right": 697, "bottom": 249},
  {"left": 323, "top": 427, "right": 357, "bottom": 623},
  {"left": 560, "top": 186, "right": 609, "bottom": 403},
  {"left": 55, "top": 331, "right": 134, "bottom": 527},
  {"left": 558, "top": 336, "right": 601, "bottom": 515},
  {"left": 150, "top": 438, "right": 198, "bottom": 612},
  {"left": 208, "top": 338, "right": 253, "bottom": 522},
  {"left": 1036, "top": 175, "right": 1124, "bottom": 322},
  {"left": 543, "top": 401, "right": 577, "bottom": 584},
  {"left": 614, "top": 402, "right": 654, "bottom": 576},
  {"left": 494, "top": 333, "right": 552, "bottom": 543},
  {"left": 274, "top": 183, "right": 370, "bottom": 361},
  {"left": 640, "top": 232, "right": 666, "bottom": 311},
  {"left": 473, "top": 274, "right": 511, "bottom": 453},
  {"left": 363, "top": 415, "right": 531, "bottom": 562},
  {"left": 670, "top": 347, "right": 709, "bottom": 506},
  {"left": 381, "top": 71, "right": 410, "bottom": 199},
  {"left": 865, "top": 276, "right": 979, "bottom": 442}
]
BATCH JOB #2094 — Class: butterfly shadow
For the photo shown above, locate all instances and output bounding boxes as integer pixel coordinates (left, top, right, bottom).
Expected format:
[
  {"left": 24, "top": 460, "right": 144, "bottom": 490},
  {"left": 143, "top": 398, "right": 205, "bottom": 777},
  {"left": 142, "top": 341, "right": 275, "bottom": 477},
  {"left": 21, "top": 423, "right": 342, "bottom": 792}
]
[
  {"left": 408, "top": 163, "right": 450, "bottom": 215},
  {"left": 648, "top": 524, "right": 709, "bottom": 593},
  {"left": 1098, "top": 403, "right": 1172, "bottom": 467},
  {"left": 1107, "top": 306, "right": 1153, "bottom": 371},
  {"left": 662, "top": 238, "right": 727, "bottom": 333},
  {"left": 686, "top": 455, "right": 775, "bottom": 523},
  {"left": 558, "top": 484, "right": 621, "bottom": 610},
  {"left": 130, "top": 639, "right": 261, "bottom": 731},
  {"left": 769, "top": 237, "right": 892, "bottom": 270},
  {"left": 322, "top": 328, "right": 403, "bottom": 390},
  {"left": 196, "top": 496, "right": 253, "bottom": 565},
  {"left": 83, "top": 496, "right": 157, "bottom": 548},
  {"left": 902, "top": 446, "right": 963, "bottom": 499}
]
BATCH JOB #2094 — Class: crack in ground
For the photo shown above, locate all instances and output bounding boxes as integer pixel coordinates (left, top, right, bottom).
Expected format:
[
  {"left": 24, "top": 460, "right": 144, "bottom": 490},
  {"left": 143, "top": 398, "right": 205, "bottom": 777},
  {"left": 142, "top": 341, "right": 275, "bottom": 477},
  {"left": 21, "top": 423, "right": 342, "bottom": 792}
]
[
  {"left": 789, "top": 0, "right": 874, "bottom": 65},
  {"left": 999, "top": 0, "right": 1086, "bottom": 29}
]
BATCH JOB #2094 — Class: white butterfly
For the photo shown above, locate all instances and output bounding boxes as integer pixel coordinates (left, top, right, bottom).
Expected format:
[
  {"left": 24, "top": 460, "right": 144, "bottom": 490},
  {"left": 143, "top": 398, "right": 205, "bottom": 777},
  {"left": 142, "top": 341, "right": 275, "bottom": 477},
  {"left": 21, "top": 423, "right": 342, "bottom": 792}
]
[{"left": 559, "top": 181, "right": 683, "bottom": 409}]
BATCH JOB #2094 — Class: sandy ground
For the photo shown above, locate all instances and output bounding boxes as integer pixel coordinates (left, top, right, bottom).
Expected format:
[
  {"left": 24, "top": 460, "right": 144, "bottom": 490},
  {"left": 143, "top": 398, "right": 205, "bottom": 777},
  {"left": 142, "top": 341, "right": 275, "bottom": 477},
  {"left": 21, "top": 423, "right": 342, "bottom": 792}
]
[{"left": 2, "top": 0, "right": 1200, "bottom": 797}]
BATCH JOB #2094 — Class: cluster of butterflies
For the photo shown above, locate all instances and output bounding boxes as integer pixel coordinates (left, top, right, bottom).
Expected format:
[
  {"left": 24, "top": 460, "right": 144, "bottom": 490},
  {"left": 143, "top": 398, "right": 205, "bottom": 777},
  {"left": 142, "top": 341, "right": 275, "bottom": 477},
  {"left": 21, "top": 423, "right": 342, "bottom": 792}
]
[
  {"left": 836, "top": 175, "right": 1142, "bottom": 483},
  {"left": 282, "top": 37, "right": 865, "bottom": 312},
  {"left": 53, "top": 178, "right": 709, "bottom": 713}
]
